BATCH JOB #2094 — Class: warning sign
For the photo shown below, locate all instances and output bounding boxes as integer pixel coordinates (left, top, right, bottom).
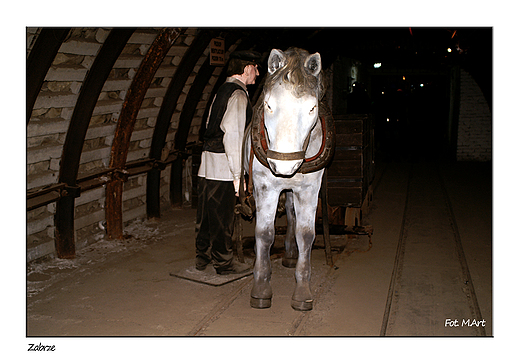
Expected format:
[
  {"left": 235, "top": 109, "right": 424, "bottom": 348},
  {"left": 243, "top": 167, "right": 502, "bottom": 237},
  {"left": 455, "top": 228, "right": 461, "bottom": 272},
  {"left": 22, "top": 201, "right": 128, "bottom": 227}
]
[{"left": 210, "top": 38, "right": 225, "bottom": 66}]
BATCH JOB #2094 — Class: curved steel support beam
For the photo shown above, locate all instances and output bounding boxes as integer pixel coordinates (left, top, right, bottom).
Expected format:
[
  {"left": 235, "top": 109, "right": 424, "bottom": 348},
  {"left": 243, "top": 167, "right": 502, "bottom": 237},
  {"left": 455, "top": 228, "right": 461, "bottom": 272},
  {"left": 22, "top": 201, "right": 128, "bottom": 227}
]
[
  {"left": 55, "top": 28, "right": 135, "bottom": 258},
  {"left": 146, "top": 30, "right": 214, "bottom": 218},
  {"left": 105, "top": 28, "right": 182, "bottom": 239},
  {"left": 26, "top": 28, "right": 71, "bottom": 125}
]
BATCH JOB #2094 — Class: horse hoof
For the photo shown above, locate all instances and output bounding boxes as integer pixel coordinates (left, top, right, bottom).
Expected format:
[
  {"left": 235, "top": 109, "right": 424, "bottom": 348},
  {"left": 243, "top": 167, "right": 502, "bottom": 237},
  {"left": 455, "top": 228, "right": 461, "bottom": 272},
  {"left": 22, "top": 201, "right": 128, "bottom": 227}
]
[
  {"left": 282, "top": 257, "right": 297, "bottom": 268},
  {"left": 251, "top": 297, "right": 271, "bottom": 309},
  {"left": 291, "top": 299, "right": 313, "bottom": 311}
]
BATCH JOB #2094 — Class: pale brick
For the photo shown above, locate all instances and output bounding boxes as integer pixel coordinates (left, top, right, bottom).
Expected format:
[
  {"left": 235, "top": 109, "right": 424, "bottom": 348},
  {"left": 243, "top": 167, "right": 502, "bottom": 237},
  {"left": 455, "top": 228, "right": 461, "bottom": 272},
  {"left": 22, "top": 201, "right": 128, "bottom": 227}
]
[
  {"left": 131, "top": 128, "right": 154, "bottom": 141},
  {"left": 27, "top": 241, "right": 55, "bottom": 262},
  {"left": 145, "top": 87, "right": 167, "bottom": 98},
  {"left": 27, "top": 215, "right": 54, "bottom": 235},
  {"left": 92, "top": 100, "right": 123, "bottom": 115},
  {"left": 155, "top": 66, "right": 177, "bottom": 78},
  {"left": 102, "top": 79, "right": 132, "bottom": 92},
  {"left": 27, "top": 145, "right": 63, "bottom": 164},
  {"left": 45, "top": 66, "right": 88, "bottom": 82},
  {"left": 79, "top": 147, "right": 111, "bottom": 164},
  {"left": 114, "top": 56, "right": 143, "bottom": 69},
  {"left": 34, "top": 93, "right": 78, "bottom": 109},
  {"left": 59, "top": 39, "right": 101, "bottom": 56},
  {"left": 85, "top": 124, "right": 117, "bottom": 140},
  {"left": 122, "top": 205, "right": 147, "bottom": 225},
  {"left": 27, "top": 120, "right": 69, "bottom": 137},
  {"left": 75, "top": 209, "right": 105, "bottom": 230},
  {"left": 123, "top": 185, "right": 146, "bottom": 201},
  {"left": 128, "top": 32, "right": 157, "bottom": 45},
  {"left": 136, "top": 107, "right": 160, "bottom": 119}
]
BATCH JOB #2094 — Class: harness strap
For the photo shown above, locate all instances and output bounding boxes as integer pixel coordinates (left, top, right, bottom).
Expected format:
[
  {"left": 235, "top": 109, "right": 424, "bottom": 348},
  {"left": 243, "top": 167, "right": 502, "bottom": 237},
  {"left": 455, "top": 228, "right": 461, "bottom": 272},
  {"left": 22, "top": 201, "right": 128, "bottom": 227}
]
[
  {"left": 248, "top": 143, "right": 254, "bottom": 193},
  {"left": 251, "top": 100, "right": 335, "bottom": 175},
  {"left": 259, "top": 112, "right": 326, "bottom": 163},
  {"left": 266, "top": 149, "right": 306, "bottom": 160}
]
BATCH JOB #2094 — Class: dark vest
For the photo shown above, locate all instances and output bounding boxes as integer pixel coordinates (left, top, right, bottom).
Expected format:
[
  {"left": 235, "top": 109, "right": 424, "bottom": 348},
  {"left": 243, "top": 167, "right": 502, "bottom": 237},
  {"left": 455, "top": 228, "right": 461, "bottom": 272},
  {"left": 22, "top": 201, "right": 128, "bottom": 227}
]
[{"left": 203, "top": 82, "right": 252, "bottom": 153}]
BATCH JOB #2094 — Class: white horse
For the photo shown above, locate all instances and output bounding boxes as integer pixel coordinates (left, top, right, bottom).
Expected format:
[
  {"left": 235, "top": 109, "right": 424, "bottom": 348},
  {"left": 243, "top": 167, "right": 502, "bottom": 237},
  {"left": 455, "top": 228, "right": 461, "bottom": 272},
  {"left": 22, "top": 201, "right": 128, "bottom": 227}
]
[{"left": 244, "top": 48, "right": 334, "bottom": 311}]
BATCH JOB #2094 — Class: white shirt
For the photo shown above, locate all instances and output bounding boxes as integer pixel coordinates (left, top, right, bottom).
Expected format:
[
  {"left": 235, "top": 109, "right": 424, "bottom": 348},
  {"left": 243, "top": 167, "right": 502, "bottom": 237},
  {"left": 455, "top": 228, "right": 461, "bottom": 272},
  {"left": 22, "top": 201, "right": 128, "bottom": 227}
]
[{"left": 198, "top": 77, "right": 249, "bottom": 182}]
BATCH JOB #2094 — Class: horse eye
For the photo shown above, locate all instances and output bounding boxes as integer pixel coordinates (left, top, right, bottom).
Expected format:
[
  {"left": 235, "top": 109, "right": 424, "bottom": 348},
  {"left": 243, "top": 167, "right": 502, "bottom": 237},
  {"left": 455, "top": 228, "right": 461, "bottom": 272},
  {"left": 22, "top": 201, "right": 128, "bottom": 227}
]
[
  {"left": 309, "top": 105, "right": 316, "bottom": 114},
  {"left": 265, "top": 101, "right": 273, "bottom": 113}
]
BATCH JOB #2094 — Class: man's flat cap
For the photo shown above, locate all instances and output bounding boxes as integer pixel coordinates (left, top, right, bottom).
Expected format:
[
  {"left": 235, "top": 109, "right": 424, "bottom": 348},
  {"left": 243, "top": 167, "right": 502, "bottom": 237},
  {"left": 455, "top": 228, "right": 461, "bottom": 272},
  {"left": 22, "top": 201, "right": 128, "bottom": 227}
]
[{"left": 229, "top": 50, "right": 262, "bottom": 64}]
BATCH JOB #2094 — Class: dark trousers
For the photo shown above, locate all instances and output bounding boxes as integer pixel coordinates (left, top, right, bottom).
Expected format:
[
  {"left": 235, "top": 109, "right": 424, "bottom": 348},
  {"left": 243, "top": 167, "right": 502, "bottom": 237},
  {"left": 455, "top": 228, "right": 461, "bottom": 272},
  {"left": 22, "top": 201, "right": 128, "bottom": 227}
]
[{"left": 195, "top": 177, "right": 236, "bottom": 271}]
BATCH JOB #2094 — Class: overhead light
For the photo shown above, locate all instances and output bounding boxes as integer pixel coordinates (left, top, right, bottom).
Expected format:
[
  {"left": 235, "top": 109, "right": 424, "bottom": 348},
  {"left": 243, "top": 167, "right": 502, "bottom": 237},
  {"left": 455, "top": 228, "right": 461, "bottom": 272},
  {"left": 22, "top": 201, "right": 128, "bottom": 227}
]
[
  {"left": 447, "top": 48, "right": 452, "bottom": 53},
  {"left": 373, "top": 63, "right": 382, "bottom": 69}
]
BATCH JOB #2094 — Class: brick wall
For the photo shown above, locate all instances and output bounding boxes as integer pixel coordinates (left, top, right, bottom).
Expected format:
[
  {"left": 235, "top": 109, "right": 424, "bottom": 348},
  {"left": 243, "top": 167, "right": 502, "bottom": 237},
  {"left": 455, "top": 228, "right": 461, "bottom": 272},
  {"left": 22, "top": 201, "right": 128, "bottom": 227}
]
[
  {"left": 456, "top": 69, "right": 492, "bottom": 162},
  {"left": 26, "top": 28, "right": 224, "bottom": 262}
]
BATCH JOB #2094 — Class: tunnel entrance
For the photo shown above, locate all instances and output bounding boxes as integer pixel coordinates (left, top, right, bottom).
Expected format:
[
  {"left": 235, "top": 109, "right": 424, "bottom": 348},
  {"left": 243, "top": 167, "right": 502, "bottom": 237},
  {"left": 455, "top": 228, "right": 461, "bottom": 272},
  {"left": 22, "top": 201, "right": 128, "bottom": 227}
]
[
  {"left": 370, "top": 72, "right": 452, "bottom": 162},
  {"left": 331, "top": 54, "right": 454, "bottom": 163}
]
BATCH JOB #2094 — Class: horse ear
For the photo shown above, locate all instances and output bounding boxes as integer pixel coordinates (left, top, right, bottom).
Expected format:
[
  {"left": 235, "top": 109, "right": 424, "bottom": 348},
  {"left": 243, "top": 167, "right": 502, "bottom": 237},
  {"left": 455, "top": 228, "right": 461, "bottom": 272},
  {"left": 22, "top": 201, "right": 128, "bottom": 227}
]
[
  {"left": 268, "top": 49, "right": 286, "bottom": 75},
  {"left": 304, "top": 52, "right": 321, "bottom": 77}
]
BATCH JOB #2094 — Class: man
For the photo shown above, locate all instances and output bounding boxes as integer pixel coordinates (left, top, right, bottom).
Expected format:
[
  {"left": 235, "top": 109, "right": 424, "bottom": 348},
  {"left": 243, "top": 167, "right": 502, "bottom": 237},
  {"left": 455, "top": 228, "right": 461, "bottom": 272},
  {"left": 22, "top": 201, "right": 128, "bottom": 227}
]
[{"left": 195, "top": 50, "right": 261, "bottom": 275}]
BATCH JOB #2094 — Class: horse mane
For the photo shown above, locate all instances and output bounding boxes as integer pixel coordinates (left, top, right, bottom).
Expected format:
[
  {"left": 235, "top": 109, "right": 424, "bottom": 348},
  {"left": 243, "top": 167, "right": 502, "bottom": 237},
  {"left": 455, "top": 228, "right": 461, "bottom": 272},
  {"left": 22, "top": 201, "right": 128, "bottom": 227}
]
[{"left": 264, "top": 47, "right": 324, "bottom": 100}]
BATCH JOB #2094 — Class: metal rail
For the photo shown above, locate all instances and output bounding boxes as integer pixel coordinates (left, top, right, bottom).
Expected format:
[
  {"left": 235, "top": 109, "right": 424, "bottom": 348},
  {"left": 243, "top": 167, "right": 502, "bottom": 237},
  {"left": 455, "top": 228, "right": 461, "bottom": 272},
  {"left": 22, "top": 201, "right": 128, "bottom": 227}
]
[
  {"left": 380, "top": 164, "right": 413, "bottom": 336},
  {"left": 437, "top": 165, "right": 486, "bottom": 336},
  {"left": 379, "top": 163, "right": 486, "bottom": 336},
  {"left": 26, "top": 151, "right": 187, "bottom": 212}
]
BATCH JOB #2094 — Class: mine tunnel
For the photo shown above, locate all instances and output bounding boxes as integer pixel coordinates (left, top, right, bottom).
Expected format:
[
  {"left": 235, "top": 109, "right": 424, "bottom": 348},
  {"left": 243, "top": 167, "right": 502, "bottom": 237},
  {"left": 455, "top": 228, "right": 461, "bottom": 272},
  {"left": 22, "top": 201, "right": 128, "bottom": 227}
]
[{"left": 26, "top": 27, "right": 492, "bottom": 339}]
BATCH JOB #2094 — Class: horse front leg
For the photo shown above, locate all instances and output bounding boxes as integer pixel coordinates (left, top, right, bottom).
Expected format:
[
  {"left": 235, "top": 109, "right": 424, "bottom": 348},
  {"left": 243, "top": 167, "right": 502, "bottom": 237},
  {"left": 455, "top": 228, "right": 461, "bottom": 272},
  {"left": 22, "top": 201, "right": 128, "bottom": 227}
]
[
  {"left": 250, "top": 186, "right": 279, "bottom": 309},
  {"left": 282, "top": 191, "right": 298, "bottom": 268},
  {"left": 291, "top": 187, "right": 320, "bottom": 311}
]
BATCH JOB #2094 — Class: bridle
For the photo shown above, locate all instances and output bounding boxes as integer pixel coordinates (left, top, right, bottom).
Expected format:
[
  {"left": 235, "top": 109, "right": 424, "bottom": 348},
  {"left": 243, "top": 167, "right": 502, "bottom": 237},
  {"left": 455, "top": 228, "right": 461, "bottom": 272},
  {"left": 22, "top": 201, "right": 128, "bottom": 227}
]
[
  {"left": 237, "top": 100, "right": 335, "bottom": 218},
  {"left": 251, "top": 100, "right": 335, "bottom": 174}
]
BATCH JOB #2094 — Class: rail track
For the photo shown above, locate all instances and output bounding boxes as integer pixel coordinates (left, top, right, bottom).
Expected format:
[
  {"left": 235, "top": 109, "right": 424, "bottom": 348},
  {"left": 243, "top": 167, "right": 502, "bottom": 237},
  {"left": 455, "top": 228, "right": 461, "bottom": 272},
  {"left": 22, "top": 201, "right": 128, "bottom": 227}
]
[
  {"left": 380, "top": 163, "right": 486, "bottom": 336},
  {"left": 184, "top": 162, "right": 488, "bottom": 336}
]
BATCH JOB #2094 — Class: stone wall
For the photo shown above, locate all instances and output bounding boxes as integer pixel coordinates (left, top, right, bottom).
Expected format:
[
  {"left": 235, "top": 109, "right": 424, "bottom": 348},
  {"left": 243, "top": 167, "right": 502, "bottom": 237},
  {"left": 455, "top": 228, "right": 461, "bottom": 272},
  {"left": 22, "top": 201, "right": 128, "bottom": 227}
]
[
  {"left": 26, "top": 28, "right": 224, "bottom": 262},
  {"left": 457, "top": 69, "right": 492, "bottom": 162}
]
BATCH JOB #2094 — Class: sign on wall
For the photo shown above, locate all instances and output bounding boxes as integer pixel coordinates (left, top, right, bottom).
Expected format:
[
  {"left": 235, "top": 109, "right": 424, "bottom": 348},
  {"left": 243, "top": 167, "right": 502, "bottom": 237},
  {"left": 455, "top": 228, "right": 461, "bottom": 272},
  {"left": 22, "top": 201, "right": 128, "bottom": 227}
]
[{"left": 210, "top": 38, "right": 225, "bottom": 66}]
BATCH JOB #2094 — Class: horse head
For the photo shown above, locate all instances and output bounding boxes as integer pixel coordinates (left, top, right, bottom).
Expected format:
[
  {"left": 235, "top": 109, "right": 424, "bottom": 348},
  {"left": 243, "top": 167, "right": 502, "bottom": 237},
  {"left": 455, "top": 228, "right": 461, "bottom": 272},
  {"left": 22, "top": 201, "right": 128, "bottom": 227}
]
[{"left": 260, "top": 48, "right": 323, "bottom": 176}]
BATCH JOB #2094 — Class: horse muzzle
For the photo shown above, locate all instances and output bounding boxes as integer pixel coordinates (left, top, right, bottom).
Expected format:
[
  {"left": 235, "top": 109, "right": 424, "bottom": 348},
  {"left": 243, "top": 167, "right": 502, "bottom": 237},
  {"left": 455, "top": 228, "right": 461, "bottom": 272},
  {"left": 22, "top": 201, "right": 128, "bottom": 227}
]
[
  {"left": 266, "top": 149, "right": 305, "bottom": 176},
  {"left": 267, "top": 158, "right": 303, "bottom": 176}
]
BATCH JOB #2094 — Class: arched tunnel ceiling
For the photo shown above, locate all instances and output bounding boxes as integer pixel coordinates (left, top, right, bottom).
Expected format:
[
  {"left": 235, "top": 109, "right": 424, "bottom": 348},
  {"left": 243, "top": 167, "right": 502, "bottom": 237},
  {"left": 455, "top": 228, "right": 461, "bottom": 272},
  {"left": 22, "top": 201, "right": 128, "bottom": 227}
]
[
  {"left": 210, "top": 27, "right": 492, "bottom": 103},
  {"left": 26, "top": 26, "right": 492, "bottom": 260}
]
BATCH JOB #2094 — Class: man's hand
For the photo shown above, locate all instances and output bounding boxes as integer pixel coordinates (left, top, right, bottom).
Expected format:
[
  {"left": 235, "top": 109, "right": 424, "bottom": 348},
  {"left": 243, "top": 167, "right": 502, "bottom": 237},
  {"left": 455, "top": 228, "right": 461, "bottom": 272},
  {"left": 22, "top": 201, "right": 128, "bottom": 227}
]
[{"left": 233, "top": 179, "right": 240, "bottom": 197}]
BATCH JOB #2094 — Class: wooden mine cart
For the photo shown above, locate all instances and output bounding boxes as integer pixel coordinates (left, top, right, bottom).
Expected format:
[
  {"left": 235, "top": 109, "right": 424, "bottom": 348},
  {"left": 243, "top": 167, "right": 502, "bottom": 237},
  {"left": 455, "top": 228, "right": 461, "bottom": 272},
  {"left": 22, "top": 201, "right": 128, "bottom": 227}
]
[{"left": 322, "top": 113, "right": 375, "bottom": 227}]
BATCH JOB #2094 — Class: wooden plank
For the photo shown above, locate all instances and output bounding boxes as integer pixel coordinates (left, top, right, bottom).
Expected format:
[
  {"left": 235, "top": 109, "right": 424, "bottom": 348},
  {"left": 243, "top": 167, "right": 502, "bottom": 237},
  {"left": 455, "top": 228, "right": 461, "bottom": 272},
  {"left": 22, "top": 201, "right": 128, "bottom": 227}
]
[
  {"left": 327, "top": 186, "right": 363, "bottom": 206},
  {"left": 326, "top": 179, "right": 362, "bottom": 188},
  {"left": 327, "top": 160, "right": 363, "bottom": 178},
  {"left": 335, "top": 133, "right": 363, "bottom": 147},
  {"left": 332, "top": 148, "right": 363, "bottom": 160},
  {"left": 334, "top": 122, "right": 364, "bottom": 135}
]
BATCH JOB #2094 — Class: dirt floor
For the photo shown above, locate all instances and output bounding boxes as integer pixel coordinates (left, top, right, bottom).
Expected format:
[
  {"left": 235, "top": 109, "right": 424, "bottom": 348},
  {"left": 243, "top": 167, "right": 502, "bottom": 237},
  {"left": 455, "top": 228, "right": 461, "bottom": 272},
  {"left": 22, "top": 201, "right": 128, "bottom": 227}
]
[{"left": 19, "top": 161, "right": 512, "bottom": 362}]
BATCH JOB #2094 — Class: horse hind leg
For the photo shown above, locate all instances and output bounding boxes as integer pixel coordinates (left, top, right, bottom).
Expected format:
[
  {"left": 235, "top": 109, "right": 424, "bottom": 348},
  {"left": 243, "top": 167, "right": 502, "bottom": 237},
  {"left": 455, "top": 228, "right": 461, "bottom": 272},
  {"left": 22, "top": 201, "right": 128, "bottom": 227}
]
[{"left": 282, "top": 191, "right": 298, "bottom": 268}]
